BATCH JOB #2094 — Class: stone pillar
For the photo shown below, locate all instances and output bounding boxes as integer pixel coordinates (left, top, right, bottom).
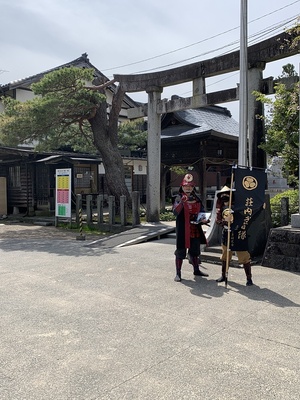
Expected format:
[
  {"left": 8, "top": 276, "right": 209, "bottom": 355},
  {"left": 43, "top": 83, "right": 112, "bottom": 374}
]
[
  {"left": 193, "top": 77, "right": 206, "bottom": 96},
  {"left": 291, "top": 214, "right": 300, "bottom": 228},
  {"left": 131, "top": 191, "right": 140, "bottom": 227},
  {"left": 248, "top": 63, "right": 266, "bottom": 168},
  {"left": 146, "top": 86, "right": 163, "bottom": 222},
  {"left": 86, "top": 194, "right": 93, "bottom": 226},
  {"left": 97, "top": 194, "right": 104, "bottom": 226},
  {"left": 108, "top": 196, "right": 115, "bottom": 225},
  {"left": 120, "top": 195, "right": 127, "bottom": 226},
  {"left": 280, "top": 197, "right": 289, "bottom": 226}
]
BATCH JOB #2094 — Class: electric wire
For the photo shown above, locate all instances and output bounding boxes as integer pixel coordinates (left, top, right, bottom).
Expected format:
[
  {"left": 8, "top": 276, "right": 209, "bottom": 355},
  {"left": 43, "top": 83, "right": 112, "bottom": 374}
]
[
  {"left": 102, "top": 0, "right": 300, "bottom": 73},
  {"left": 129, "top": 15, "right": 298, "bottom": 75},
  {"left": 105, "top": 14, "right": 298, "bottom": 80}
]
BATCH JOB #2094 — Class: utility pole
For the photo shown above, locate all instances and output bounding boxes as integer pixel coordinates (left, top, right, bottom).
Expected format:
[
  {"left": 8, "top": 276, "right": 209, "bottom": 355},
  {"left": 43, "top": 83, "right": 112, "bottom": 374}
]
[{"left": 238, "top": 0, "right": 248, "bottom": 167}]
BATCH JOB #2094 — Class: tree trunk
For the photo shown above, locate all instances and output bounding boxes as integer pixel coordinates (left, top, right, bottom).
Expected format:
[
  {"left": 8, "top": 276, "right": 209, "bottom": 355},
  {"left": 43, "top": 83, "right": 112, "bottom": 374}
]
[
  {"left": 89, "top": 85, "right": 131, "bottom": 206},
  {"left": 96, "top": 130, "right": 130, "bottom": 201}
]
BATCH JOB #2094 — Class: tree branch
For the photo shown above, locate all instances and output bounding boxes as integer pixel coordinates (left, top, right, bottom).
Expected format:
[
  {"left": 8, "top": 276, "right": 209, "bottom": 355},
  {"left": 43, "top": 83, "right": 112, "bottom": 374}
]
[{"left": 85, "top": 79, "right": 116, "bottom": 91}]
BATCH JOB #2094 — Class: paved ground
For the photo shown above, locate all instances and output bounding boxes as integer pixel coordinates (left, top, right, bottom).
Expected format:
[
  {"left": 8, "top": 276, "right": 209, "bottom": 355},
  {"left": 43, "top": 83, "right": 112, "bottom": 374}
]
[
  {"left": 0, "top": 221, "right": 300, "bottom": 399},
  {"left": 0, "top": 219, "right": 105, "bottom": 240}
]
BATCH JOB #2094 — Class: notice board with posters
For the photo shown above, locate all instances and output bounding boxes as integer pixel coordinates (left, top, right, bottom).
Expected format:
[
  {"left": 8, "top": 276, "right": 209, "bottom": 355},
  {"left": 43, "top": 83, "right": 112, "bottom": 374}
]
[{"left": 55, "top": 168, "right": 71, "bottom": 219}]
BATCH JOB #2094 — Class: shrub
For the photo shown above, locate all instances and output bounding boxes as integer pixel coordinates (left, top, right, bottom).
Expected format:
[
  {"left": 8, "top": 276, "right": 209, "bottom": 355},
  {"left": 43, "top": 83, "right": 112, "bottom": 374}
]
[
  {"left": 270, "top": 189, "right": 299, "bottom": 227},
  {"left": 159, "top": 209, "right": 176, "bottom": 221}
]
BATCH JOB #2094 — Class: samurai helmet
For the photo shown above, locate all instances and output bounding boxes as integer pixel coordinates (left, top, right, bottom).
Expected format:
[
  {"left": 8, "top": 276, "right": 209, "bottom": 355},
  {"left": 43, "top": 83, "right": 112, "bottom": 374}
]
[{"left": 181, "top": 173, "right": 195, "bottom": 186}]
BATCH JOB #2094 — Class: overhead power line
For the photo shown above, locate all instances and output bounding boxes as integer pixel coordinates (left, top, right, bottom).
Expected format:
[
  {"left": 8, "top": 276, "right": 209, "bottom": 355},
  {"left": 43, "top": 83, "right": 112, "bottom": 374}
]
[
  {"left": 102, "top": 0, "right": 300, "bottom": 74},
  {"left": 129, "top": 15, "right": 298, "bottom": 75}
]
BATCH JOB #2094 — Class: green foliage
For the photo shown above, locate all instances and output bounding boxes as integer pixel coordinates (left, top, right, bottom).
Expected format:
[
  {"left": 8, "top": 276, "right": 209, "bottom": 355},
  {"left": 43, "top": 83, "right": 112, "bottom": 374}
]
[
  {"left": 253, "top": 63, "right": 299, "bottom": 184},
  {"left": 118, "top": 118, "right": 147, "bottom": 151},
  {"left": 287, "top": 174, "right": 299, "bottom": 189},
  {"left": 0, "top": 67, "right": 106, "bottom": 151},
  {"left": 284, "top": 20, "right": 300, "bottom": 51},
  {"left": 159, "top": 209, "right": 176, "bottom": 221},
  {"left": 170, "top": 166, "right": 188, "bottom": 176},
  {"left": 270, "top": 189, "right": 299, "bottom": 227}
]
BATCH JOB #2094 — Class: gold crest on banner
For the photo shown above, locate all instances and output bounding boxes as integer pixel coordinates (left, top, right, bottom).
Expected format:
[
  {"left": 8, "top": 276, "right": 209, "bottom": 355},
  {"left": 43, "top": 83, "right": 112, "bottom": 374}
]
[{"left": 242, "top": 176, "right": 258, "bottom": 190}]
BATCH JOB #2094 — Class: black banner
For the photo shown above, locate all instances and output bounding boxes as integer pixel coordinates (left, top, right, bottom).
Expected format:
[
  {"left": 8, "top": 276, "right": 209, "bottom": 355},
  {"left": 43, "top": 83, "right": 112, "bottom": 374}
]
[{"left": 230, "top": 166, "right": 267, "bottom": 250}]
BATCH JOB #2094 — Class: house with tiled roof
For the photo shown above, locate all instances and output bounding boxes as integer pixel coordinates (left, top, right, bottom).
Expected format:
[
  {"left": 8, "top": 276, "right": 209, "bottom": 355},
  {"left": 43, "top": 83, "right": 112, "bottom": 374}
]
[
  {"left": 160, "top": 101, "right": 239, "bottom": 208},
  {"left": 161, "top": 105, "right": 239, "bottom": 141}
]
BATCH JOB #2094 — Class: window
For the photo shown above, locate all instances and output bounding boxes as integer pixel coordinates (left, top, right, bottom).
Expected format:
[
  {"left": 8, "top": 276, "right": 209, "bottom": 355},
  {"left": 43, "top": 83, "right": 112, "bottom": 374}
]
[{"left": 8, "top": 166, "right": 21, "bottom": 188}]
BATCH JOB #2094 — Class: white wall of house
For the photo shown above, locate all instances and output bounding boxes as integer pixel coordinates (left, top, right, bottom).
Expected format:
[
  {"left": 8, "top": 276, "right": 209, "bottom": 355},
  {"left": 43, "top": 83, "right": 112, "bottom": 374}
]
[
  {"left": 98, "top": 158, "right": 147, "bottom": 175},
  {"left": 125, "top": 158, "right": 147, "bottom": 175},
  {"left": 99, "top": 158, "right": 147, "bottom": 196},
  {"left": 15, "top": 88, "right": 35, "bottom": 102}
]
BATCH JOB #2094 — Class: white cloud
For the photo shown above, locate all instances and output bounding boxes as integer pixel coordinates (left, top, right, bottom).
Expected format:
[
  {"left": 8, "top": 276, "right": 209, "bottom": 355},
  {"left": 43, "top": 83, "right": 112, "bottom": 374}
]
[{"left": 1, "top": 0, "right": 299, "bottom": 121}]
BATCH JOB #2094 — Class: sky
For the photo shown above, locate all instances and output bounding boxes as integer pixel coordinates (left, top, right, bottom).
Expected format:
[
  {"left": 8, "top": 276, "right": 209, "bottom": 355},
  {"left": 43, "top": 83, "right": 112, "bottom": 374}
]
[{"left": 0, "top": 0, "right": 299, "bottom": 121}]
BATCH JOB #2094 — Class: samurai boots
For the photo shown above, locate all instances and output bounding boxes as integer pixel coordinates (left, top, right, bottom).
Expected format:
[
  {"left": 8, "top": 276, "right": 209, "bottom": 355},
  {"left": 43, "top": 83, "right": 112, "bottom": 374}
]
[
  {"left": 194, "top": 269, "right": 209, "bottom": 277},
  {"left": 187, "top": 253, "right": 201, "bottom": 265},
  {"left": 191, "top": 256, "right": 209, "bottom": 277},
  {"left": 174, "top": 258, "right": 183, "bottom": 282},
  {"left": 216, "top": 261, "right": 227, "bottom": 283},
  {"left": 244, "top": 262, "right": 253, "bottom": 286}
]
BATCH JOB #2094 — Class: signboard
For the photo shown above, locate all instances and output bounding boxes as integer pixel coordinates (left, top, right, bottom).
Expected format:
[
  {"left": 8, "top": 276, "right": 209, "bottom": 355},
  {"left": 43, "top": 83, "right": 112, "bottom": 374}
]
[{"left": 55, "top": 168, "right": 71, "bottom": 218}]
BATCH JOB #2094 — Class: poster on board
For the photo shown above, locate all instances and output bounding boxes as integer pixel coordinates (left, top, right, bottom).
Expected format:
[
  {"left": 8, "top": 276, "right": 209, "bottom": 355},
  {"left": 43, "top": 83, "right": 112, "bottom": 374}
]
[{"left": 55, "top": 168, "right": 71, "bottom": 218}]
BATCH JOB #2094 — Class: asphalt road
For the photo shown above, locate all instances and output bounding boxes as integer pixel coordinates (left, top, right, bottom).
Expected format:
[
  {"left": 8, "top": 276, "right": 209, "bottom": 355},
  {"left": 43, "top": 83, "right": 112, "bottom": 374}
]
[{"left": 0, "top": 222, "right": 300, "bottom": 399}]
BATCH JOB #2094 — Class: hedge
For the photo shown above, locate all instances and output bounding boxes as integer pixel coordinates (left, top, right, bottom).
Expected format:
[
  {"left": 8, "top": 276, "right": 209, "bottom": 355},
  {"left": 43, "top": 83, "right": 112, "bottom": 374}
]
[{"left": 270, "top": 189, "right": 299, "bottom": 227}]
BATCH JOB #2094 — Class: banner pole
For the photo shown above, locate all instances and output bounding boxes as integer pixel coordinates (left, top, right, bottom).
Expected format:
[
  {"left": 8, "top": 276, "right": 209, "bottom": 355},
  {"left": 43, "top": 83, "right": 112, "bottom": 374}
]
[{"left": 225, "top": 168, "right": 235, "bottom": 288}]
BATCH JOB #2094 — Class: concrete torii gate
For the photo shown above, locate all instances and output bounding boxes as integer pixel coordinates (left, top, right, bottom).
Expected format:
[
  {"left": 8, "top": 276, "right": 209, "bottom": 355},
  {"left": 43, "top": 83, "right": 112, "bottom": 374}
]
[{"left": 114, "top": 31, "right": 299, "bottom": 222}]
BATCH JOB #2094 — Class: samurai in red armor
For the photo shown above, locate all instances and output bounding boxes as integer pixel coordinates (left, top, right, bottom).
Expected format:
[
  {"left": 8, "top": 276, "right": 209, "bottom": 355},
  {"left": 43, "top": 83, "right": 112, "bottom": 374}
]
[{"left": 173, "top": 174, "right": 209, "bottom": 282}]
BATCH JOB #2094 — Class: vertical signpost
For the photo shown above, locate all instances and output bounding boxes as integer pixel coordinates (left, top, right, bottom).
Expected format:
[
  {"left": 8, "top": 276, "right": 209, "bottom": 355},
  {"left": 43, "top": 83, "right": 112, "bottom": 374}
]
[{"left": 55, "top": 168, "right": 72, "bottom": 226}]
